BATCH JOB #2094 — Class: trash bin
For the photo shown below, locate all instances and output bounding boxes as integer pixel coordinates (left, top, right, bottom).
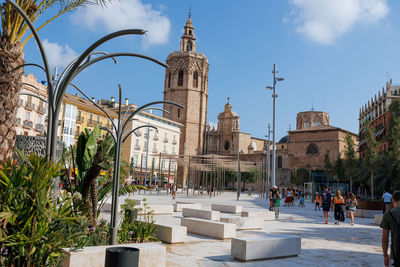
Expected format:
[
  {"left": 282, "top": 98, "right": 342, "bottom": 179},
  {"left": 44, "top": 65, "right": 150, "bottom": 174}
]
[{"left": 105, "top": 247, "right": 139, "bottom": 267}]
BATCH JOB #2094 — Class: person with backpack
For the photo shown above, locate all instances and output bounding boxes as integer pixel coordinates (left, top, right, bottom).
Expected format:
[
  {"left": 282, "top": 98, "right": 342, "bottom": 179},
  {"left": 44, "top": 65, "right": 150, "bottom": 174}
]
[
  {"left": 321, "top": 186, "right": 332, "bottom": 224},
  {"left": 381, "top": 190, "right": 400, "bottom": 267},
  {"left": 333, "top": 190, "right": 345, "bottom": 225},
  {"left": 347, "top": 193, "right": 357, "bottom": 226}
]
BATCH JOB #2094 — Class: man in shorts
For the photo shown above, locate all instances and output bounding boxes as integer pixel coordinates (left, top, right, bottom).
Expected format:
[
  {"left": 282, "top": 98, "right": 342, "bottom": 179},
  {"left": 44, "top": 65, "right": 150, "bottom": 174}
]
[
  {"left": 321, "top": 186, "right": 332, "bottom": 224},
  {"left": 381, "top": 190, "right": 400, "bottom": 267}
]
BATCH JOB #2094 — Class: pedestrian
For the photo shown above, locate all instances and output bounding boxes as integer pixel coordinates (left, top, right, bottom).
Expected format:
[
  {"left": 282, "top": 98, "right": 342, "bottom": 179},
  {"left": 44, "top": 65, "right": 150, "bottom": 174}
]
[
  {"left": 285, "top": 189, "right": 292, "bottom": 207},
  {"left": 347, "top": 193, "right": 357, "bottom": 226},
  {"left": 315, "top": 192, "right": 320, "bottom": 211},
  {"left": 172, "top": 183, "right": 177, "bottom": 200},
  {"left": 381, "top": 190, "right": 400, "bottom": 267},
  {"left": 300, "top": 192, "right": 305, "bottom": 207},
  {"left": 321, "top": 186, "right": 332, "bottom": 224},
  {"left": 333, "top": 190, "right": 345, "bottom": 225},
  {"left": 383, "top": 190, "right": 393, "bottom": 214}
]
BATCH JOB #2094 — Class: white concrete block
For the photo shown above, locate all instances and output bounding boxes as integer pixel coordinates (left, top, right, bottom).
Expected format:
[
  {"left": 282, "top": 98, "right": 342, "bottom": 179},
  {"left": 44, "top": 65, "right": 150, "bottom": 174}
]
[
  {"left": 181, "top": 217, "right": 236, "bottom": 239},
  {"left": 102, "top": 203, "right": 121, "bottom": 213},
  {"left": 135, "top": 205, "right": 173, "bottom": 215},
  {"left": 241, "top": 210, "right": 275, "bottom": 221},
  {"left": 375, "top": 214, "right": 383, "bottom": 225},
  {"left": 355, "top": 209, "right": 380, "bottom": 218},
  {"left": 154, "top": 223, "right": 187, "bottom": 244},
  {"left": 231, "top": 234, "right": 301, "bottom": 261},
  {"left": 220, "top": 217, "right": 264, "bottom": 230},
  {"left": 61, "top": 243, "right": 166, "bottom": 267},
  {"left": 212, "top": 203, "right": 242, "bottom": 214},
  {"left": 174, "top": 203, "right": 202, "bottom": 212},
  {"left": 182, "top": 208, "right": 220, "bottom": 221}
]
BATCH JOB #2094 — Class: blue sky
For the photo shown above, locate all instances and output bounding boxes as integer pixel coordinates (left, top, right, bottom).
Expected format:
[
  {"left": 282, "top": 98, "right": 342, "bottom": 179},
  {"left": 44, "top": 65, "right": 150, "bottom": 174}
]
[{"left": 23, "top": 0, "right": 400, "bottom": 140}]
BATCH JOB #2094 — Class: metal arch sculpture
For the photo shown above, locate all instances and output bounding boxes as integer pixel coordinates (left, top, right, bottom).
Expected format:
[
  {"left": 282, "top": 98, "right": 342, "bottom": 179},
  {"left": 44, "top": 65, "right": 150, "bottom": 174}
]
[{"left": 6, "top": 0, "right": 184, "bottom": 244}]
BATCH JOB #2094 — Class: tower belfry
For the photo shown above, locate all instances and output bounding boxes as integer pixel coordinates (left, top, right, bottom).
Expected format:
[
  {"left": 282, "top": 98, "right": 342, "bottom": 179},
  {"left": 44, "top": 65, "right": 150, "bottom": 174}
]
[
  {"left": 180, "top": 11, "right": 196, "bottom": 52},
  {"left": 163, "top": 14, "right": 209, "bottom": 185}
]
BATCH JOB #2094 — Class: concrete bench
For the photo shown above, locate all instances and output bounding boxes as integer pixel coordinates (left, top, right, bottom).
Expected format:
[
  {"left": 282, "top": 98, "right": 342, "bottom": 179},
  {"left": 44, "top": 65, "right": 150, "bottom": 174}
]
[
  {"left": 354, "top": 209, "right": 380, "bottom": 218},
  {"left": 153, "top": 223, "right": 187, "bottom": 244},
  {"left": 211, "top": 203, "right": 242, "bottom": 214},
  {"left": 220, "top": 217, "right": 264, "bottom": 230},
  {"left": 61, "top": 243, "right": 166, "bottom": 267},
  {"left": 241, "top": 210, "right": 275, "bottom": 221},
  {"left": 173, "top": 203, "right": 202, "bottom": 212},
  {"left": 135, "top": 205, "right": 173, "bottom": 215},
  {"left": 181, "top": 217, "right": 236, "bottom": 239},
  {"left": 375, "top": 214, "right": 383, "bottom": 225},
  {"left": 182, "top": 207, "right": 220, "bottom": 221},
  {"left": 231, "top": 234, "right": 301, "bottom": 261}
]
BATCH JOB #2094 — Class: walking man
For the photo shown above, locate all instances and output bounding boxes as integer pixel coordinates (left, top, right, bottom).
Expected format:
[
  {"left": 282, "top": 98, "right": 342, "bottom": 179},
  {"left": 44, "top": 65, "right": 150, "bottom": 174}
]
[
  {"left": 321, "top": 186, "right": 332, "bottom": 224},
  {"left": 383, "top": 190, "right": 393, "bottom": 214},
  {"left": 381, "top": 191, "right": 400, "bottom": 267}
]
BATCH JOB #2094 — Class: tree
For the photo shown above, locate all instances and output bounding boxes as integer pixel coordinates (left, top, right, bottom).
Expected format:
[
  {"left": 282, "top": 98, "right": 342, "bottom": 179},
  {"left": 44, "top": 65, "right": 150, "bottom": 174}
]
[
  {"left": 291, "top": 168, "right": 311, "bottom": 186},
  {"left": 387, "top": 100, "right": 400, "bottom": 190},
  {"left": 333, "top": 152, "right": 345, "bottom": 180},
  {"left": 363, "top": 122, "right": 380, "bottom": 199},
  {"left": 241, "top": 168, "right": 258, "bottom": 190},
  {"left": 343, "top": 133, "right": 357, "bottom": 193},
  {"left": 0, "top": 0, "right": 111, "bottom": 161},
  {"left": 224, "top": 170, "right": 237, "bottom": 190}
]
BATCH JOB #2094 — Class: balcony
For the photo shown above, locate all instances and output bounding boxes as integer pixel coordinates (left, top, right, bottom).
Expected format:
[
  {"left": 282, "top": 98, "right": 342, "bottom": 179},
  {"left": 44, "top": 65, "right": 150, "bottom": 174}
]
[
  {"left": 37, "top": 106, "right": 45, "bottom": 114},
  {"left": 152, "top": 149, "right": 158, "bottom": 153},
  {"left": 76, "top": 116, "right": 84, "bottom": 123},
  {"left": 134, "top": 145, "right": 141, "bottom": 150},
  {"left": 172, "top": 139, "right": 177, "bottom": 145},
  {"left": 153, "top": 135, "right": 159, "bottom": 141},
  {"left": 87, "top": 118, "right": 95, "bottom": 125},
  {"left": 25, "top": 102, "right": 35, "bottom": 111},
  {"left": 163, "top": 138, "right": 169, "bottom": 143},
  {"left": 35, "top": 123, "right": 45, "bottom": 132},
  {"left": 23, "top": 120, "right": 33, "bottom": 128}
]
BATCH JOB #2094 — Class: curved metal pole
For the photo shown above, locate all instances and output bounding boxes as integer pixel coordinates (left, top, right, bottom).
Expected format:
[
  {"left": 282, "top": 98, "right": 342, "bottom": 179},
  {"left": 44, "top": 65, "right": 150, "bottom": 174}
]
[
  {"left": 99, "top": 127, "right": 117, "bottom": 144},
  {"left": 12, "top": 63, "right": 46, "bottom": 73},
  {"left": 122, "top": 124, "right": 158, "bottom": 143},
  {"left": 85, "top": 51, "right": 118, "bottom": 64},
  {"left": 69, "top": 83, "right": 117, "bottom": 132},
  {"left": 122, "top": 101, "right": 184, "bottom": 133},
  {"left": 20, "top": 92, "right": 48, "bottom": 103}
]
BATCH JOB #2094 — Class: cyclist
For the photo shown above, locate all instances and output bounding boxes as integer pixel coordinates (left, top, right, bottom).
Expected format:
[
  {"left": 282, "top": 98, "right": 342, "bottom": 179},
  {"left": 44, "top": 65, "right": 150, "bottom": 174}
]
[{"left": 270, "top": 186, "right": 281, "bottom": 218}]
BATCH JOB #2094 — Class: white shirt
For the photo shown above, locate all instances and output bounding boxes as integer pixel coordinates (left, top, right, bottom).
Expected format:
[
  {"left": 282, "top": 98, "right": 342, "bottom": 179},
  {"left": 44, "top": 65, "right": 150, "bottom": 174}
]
[
  {"left": 287, "top": 191, "right": 291, "bottom": 197},
  {"left": 383, "top": 192, "right": 392, "bottom": 203}
]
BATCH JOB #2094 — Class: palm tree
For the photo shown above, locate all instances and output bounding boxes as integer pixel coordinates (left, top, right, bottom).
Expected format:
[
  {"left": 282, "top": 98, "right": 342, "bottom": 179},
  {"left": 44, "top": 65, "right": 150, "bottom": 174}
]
[{"left": 0, "top": 0, "right": 110, "bottom": 162}]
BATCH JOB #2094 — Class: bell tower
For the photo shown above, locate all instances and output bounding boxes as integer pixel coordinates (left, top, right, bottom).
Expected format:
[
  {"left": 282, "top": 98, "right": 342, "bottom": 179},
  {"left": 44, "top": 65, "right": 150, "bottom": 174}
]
[{"left": 163, "top": 13, "right": 209, "bottom": 185}]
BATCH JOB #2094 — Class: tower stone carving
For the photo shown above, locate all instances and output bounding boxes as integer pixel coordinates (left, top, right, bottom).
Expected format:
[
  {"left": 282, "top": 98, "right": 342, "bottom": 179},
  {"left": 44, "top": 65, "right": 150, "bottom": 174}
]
[{"left": 163, "top": 14, "right": 209, "bottom": 185}]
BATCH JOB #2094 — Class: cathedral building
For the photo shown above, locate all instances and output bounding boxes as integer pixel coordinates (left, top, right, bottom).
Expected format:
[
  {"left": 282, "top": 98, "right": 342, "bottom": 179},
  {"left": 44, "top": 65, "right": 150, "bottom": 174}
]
[{"left": 163, "top": 14, "right": 209, "bottom": 185}]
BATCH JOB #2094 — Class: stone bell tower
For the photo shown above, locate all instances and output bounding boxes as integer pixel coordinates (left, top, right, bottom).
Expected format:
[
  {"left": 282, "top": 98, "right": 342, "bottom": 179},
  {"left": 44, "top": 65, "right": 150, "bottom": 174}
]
[{"left": 163, "top": 13, "right": 209, "bottom": 186}]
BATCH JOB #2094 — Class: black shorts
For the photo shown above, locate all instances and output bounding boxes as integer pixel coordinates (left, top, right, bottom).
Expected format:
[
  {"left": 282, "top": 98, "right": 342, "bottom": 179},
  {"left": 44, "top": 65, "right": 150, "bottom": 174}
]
[{"left": 322, "top": 205, "right": 330, "bottom": 212}]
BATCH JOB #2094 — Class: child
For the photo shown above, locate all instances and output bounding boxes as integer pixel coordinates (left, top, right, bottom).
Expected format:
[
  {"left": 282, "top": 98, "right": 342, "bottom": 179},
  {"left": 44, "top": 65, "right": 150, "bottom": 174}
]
[
  {"left": 300, "top": 192, "right": 305, "bottom": 207},
  {"left": 315, "top": 192, "right": 320, "bottom": 211}
]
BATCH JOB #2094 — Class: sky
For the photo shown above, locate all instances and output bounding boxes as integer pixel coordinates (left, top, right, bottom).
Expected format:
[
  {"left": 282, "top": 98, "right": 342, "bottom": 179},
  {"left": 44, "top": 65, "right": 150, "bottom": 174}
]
[{"left": 22, "top": 0, "right": 400, "bottom": 141}]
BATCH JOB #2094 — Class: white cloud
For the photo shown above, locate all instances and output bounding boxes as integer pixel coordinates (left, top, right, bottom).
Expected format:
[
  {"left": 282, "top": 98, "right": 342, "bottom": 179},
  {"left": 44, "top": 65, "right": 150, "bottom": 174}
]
[
  {"left": 42, "top": 39, "right": 78, "bottom": 69},
  {"left": 287, "top": 0, "right": 389, "bottom": 44},
  {"left": 72, "top": 0, "right": 170, "bottom": 46}
]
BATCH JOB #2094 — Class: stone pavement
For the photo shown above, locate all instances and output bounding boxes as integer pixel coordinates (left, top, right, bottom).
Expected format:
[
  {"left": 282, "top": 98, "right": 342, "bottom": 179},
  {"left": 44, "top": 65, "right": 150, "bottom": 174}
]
[{"left": 108, "top": 191, "right": 383, "bottom": 267}]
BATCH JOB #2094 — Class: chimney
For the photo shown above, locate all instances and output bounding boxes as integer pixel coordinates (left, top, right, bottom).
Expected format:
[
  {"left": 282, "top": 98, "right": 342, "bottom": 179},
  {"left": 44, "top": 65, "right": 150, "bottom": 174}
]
[
  {"left": 75, "top": 93, "right": 79, "bottom": 97},
  {"left": 125, "top": 98, "right": 129, "bottom": 105},
  {"left": 111, "top": 96, "right": 115, "bottom": 103},
  {"left": 91, "top": 97, "right": 95, "bottom": 102}
]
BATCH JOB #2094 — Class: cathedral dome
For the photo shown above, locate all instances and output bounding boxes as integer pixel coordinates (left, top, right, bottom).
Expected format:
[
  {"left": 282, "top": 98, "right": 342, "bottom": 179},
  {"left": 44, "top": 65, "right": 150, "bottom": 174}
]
[{"left": 278, "top": 135, "right": 289, "bottom": 144}]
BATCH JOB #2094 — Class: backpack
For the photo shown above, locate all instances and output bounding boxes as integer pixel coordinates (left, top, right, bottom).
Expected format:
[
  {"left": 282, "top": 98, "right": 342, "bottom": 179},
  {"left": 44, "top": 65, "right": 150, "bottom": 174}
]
[
  {"left": 322, "top": 191, "right": 331, "bottom": 206},
  {"left": 388, "top": 211, "right": 400, "bottom": 267}
]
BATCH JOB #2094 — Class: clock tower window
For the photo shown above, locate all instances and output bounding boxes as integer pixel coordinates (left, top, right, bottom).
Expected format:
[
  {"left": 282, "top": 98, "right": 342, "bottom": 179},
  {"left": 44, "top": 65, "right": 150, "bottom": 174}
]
[
  {"left": 193, "top": 71, "right": 198, "bottom": 88},
  {"left": 178, "top": 70, "right": 184, "bottom": 86}
]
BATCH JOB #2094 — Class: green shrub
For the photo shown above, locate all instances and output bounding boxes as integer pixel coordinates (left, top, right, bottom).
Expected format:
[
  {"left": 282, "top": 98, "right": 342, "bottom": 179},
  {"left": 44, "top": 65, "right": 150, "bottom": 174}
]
[
  {"left": 118, "top": 198, "right": 158, "bottom": 243},
  {"left": 0, "top": 152, "right": 87, "bottom": 266}
]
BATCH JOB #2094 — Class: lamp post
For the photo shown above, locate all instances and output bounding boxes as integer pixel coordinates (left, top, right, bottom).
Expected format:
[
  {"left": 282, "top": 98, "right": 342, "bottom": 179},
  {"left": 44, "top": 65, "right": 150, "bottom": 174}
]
[
  {"left": 265, "top": 123, "right": 271, "bottom": 201},
  {"left": 266, "top": 64, "right": 284, "bottom": 187}
]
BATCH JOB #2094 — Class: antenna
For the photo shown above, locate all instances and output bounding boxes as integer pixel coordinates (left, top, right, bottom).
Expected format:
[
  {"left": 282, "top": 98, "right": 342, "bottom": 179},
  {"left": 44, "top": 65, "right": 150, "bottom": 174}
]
[
  {"left": 386, "top": 71, "right": 390, "bottom": 83},
  {"left": 227, "top": 97, "right": 230, "bottom": 104},
  {"left": 188, "top": 4, "right": 191, "bottom": 18}
]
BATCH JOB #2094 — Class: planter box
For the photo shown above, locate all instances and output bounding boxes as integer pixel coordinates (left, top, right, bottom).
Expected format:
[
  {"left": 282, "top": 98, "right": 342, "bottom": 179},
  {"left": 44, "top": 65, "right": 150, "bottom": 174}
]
[
  {"left": 358, "top": 200, "right": 383, "bottom": 210},
  {"left": 61, "top": 243, "right": 165, "bottom": 267}
]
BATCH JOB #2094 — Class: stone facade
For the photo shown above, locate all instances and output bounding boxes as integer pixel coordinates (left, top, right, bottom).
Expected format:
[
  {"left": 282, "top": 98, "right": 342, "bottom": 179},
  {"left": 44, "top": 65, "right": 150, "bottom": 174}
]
[
  {"left": 296, "top": 111, "right": 329, "bottom": 130},
  {"left": 163, "top": 15, "right": 209, "bottom": 185}
]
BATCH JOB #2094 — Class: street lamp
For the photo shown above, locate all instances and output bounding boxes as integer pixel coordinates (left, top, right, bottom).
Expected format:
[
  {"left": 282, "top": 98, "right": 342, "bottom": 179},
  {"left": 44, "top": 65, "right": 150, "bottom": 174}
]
[{"left": 266, "top": 64, "right": 284, "bottom": 187}]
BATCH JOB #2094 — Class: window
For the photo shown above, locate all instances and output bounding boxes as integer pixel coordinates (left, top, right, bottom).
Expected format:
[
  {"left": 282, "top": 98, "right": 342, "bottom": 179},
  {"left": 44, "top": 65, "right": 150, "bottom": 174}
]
[
  {"left": 142, "top": 155, "right": 148, "bottom": 166},
  {"left": 172, "top": 146, "right": 175, "bottom": 154},
  {"left": 278, "top": 156, "right": 282, "bottom": 169},
  {"left": 25, "top": 111, "right": 31, "bottom": 121},
  {"left": 178, "top": 70, "right": 184, "bottom": 86},
  {"left": 135, "top": 139, "right": 139, "bottom": 146},
  {"left": 164, "top": 133, "right": 167, "bottom": 139},
  {"left": 163, "top": 145, "right": 167, "bottom": 153},
  {"left": 186, "top": 41, "right": 192, "bottom": 51},
  {"left": 306, "top": 143, "right": 319, "bottom": 156},
  {"left": 193, "top": 71, "right": 198, "bottom": 88},
  {"left": 189, "top": 30, "right": 192, "bottom": 36},
  {"left": 153, "top": 143, "right": 157, "bottom": 150},
  {"left": 133, "top": 154, "right": 138, "bottom": 166},
  {"left": 152, "top": 157, "right": 156, "bottom": 167},
  {"left": 178, "top": 108, "right": 181, "bottom": 118},
  {"left": 37, "top": 115, "right": 42, "bottom": 124},
  {"left": 144, "top": 141, "right": 148, "bottom": 150},
  {"left": 168, "top": 72, "right": 171, "bottom": 88},
  {"left": 162, "top": 159, "right": 166, "bottom": 170}
]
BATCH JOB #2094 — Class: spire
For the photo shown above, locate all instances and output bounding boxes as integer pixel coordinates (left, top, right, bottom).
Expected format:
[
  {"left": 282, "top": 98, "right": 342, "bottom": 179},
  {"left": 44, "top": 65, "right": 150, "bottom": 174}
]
[{"left": 180, "top": 11, "right": 196, "bottom": 52}]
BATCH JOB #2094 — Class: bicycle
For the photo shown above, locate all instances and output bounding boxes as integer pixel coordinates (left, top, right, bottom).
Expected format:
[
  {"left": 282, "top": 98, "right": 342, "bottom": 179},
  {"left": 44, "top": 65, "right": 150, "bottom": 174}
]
[{"left": 272, "top": 198, "right": 280, "bottom": 219}]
